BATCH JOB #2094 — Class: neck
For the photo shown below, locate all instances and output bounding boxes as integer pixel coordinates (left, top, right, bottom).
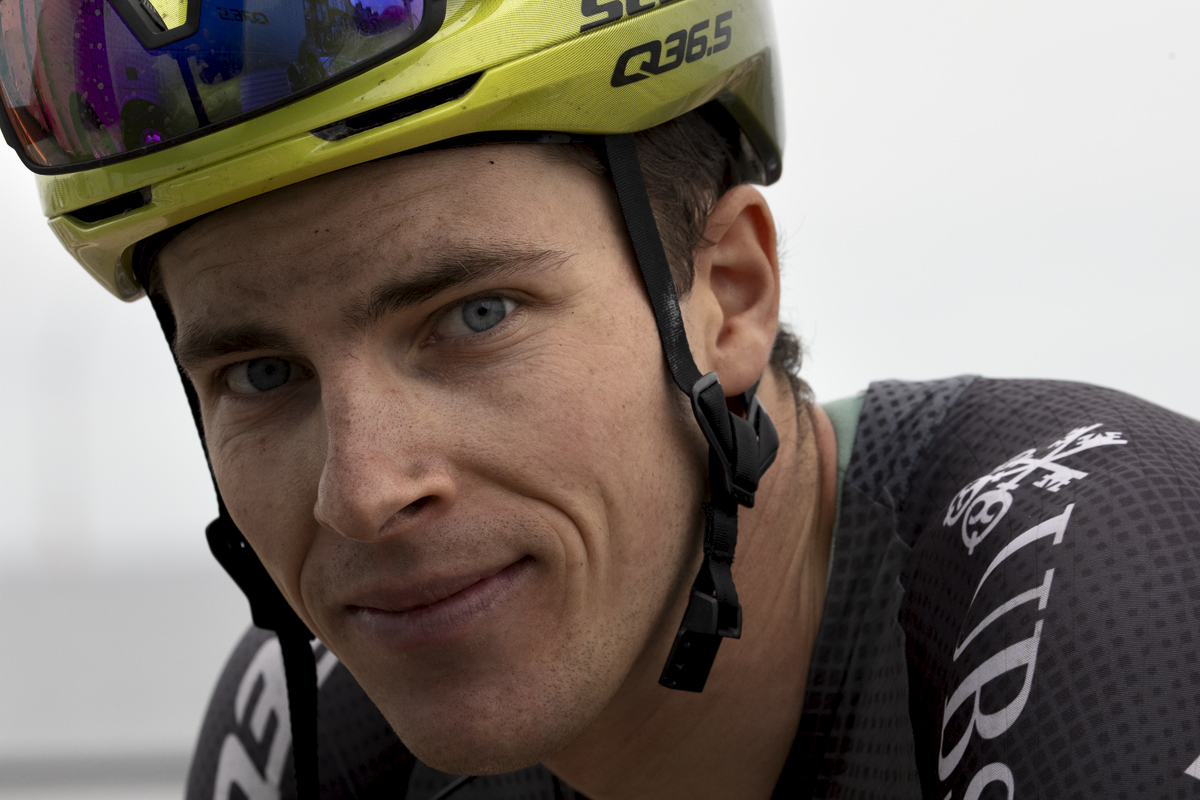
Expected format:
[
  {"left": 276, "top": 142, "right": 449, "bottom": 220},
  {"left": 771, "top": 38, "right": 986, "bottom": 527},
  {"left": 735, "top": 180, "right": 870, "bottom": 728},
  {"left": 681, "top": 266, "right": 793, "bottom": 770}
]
[{"left": 543, "top": 372, "right": 838, "bottom": 800}]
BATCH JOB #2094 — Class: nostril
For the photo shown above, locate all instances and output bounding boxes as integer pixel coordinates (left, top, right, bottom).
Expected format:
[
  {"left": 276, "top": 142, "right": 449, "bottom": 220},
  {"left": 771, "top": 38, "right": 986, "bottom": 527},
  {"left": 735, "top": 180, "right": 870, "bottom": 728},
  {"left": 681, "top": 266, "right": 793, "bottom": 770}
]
[
  {"left": 379, "top": 495, "right": 436, "bottom": 535},
  {"left": 402, "top": 496, "right": 434, "bottom": 515}
]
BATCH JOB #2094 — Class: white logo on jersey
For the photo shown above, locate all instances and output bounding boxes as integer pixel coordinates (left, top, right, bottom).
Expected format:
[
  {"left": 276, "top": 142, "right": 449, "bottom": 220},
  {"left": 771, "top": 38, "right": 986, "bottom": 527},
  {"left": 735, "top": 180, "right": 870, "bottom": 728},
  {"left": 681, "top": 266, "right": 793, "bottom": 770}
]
[
  {"left": 944, "top": 423, "right": 1126, "bottom": 554},
  {"left": 938, "top": 505, "right": 1073, "bottom": 782},
  {"left": 212, "top": 638, "right": 339, "bottom": 800},
  {"left": 939, "top": 424, "right": 1132, "bottom": 797}
]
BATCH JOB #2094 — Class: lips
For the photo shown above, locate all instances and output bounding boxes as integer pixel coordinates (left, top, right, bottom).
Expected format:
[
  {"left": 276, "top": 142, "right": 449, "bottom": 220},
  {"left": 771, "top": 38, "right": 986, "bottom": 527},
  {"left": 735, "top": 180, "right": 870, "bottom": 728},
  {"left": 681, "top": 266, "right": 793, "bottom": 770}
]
[{"left": 344, "top": 556, "right": 534, "bottom": 651}]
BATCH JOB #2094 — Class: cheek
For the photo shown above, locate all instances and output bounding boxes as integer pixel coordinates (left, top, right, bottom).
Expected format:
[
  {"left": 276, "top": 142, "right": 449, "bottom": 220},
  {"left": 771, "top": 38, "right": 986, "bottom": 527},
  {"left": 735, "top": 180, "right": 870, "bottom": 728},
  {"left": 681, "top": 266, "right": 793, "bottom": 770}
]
[
  {"left": 206, "top": 411, "right": 324, "bottom": 596},
  {"left": 440, "top": 299, "right": 702, "bottom": 606}
]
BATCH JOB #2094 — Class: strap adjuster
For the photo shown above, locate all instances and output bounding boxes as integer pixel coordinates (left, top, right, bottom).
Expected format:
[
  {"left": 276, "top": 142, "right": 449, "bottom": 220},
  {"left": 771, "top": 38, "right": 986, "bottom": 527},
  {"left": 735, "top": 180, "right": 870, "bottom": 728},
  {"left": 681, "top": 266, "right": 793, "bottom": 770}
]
[{"left": 689, "top": 371, "right": 779, "bottom": 507}]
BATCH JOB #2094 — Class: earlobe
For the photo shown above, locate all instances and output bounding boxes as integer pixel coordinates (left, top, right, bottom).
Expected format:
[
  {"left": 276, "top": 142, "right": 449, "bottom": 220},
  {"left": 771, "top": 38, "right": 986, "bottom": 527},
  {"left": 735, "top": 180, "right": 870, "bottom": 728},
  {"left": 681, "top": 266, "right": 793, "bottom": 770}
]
[{"left": 690, "top": 186, "right": 781, "bottom": 398}]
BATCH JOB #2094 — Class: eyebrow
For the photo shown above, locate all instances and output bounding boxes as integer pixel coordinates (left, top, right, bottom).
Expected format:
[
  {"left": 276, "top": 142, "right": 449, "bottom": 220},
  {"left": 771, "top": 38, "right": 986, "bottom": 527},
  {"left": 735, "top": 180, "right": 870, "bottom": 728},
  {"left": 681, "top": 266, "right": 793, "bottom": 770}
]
[
  {"left": 341, "top": 243, "right": 572, "bottom": 334},
  {"left": 174, "top": 323, "right": 299, "bottom": 373},
  {"left": 172, "top": 244, "right": 571, "bottom": 372}
]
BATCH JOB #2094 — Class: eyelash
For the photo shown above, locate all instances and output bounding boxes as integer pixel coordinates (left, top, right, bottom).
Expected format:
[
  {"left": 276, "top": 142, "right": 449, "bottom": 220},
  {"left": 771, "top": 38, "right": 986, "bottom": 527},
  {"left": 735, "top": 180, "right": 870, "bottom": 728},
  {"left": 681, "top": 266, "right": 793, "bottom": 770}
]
[
  {"left": 212, "top": 360, "right": 311, "bottom": 399},
  {"left": 210, "top": 294, "right": 523, "bottom": 397},
  {"left": 426, "top": 294, "right": 522, "bottom": 345}
]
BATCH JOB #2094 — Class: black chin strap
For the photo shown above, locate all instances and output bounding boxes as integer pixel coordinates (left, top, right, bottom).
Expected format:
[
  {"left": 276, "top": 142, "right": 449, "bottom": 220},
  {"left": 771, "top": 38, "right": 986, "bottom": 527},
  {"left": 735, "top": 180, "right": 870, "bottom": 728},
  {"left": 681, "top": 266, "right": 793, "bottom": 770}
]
[
  {"left": 600, "top": 134, "right": 780, "bottom": 692},
  {"left": 142, "top": 273, "right": 320, "bottom": 800}
]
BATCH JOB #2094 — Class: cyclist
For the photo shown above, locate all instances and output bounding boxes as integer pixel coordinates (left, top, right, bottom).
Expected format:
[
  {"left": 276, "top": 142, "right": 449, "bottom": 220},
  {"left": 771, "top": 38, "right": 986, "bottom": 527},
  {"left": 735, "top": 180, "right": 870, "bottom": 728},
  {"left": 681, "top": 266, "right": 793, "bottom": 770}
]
[{"left": 3, "top": 2, "right": 1197, "bottom": 798}]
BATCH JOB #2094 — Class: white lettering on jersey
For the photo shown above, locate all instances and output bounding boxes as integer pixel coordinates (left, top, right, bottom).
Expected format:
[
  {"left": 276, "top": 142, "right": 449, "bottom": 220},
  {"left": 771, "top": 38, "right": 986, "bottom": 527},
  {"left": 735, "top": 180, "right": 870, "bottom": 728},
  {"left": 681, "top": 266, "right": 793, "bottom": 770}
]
[
  {"left": 964, "top": 504, "right": 1072, "bottom": 613},
  {"left": 939, "top": 508, "right": 1072, "bottom": 783},
  {"left": 938, "top": 620, "right": 1043, "bottom": 780},
  {"left": 212, "top": 638, "right": 340, "bottom": 800},
  {"left": 944, "top": 423, "right": 1126, "bottom": 554},
  {"left": 954, "top": 568, "right": 1054, "bottom": 662},
  {"left": 214, "top": 734, "right": 277, "bottom": 800},
  {"left": 940, "top": 425, "right": 1132, "bottom": 796},
  {"left": 943, "top": 762, "right": 1016, "bottom": 800},
  {"left": 950, "top": 504, "right": 1071, "bottom": 665},
  {"left": 1186, "top": 752, "right": 1200, "bottom": 782}
]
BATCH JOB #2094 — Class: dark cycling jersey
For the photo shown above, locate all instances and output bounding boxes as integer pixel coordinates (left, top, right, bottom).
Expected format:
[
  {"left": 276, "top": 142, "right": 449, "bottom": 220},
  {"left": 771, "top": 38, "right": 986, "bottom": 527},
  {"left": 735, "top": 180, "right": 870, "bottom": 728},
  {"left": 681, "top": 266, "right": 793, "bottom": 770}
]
[{"left": 185, "top": 378, "right": 1200, "bottom": 799}]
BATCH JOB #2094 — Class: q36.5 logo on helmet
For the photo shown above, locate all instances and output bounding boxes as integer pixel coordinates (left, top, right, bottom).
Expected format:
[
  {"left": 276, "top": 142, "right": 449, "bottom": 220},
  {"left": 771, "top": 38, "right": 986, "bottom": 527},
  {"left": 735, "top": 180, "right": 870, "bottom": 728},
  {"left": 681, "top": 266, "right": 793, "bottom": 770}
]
[{"left": 611, "top": 11, "right": 733, "bottom": 87}]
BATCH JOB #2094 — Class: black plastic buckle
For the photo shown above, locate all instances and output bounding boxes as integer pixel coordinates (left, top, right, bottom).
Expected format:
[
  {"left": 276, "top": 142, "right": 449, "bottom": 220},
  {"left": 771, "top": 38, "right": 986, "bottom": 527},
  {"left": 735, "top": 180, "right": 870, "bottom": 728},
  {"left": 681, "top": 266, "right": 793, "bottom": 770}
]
[
  {"left": 681, "top": 588, "right": 720, "bottom": 635},
  {"left": 658, "top": 589, "right": 739, "bottom": 692}
]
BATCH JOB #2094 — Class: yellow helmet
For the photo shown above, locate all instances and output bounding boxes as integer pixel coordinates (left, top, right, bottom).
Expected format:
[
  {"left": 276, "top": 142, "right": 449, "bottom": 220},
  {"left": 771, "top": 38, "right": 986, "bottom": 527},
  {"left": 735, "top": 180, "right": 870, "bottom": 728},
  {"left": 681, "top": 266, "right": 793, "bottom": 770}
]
[{"left": 1, "top": 0, "right": 783, "bottom": 300}]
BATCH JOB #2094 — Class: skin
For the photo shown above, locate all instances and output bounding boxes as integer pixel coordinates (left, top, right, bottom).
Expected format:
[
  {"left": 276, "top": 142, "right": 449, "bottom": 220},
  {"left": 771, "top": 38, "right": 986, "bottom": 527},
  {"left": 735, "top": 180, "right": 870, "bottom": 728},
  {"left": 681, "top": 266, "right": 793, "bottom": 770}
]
[{"left": 159, "top": 144, "right": 838, "bottom": 800}]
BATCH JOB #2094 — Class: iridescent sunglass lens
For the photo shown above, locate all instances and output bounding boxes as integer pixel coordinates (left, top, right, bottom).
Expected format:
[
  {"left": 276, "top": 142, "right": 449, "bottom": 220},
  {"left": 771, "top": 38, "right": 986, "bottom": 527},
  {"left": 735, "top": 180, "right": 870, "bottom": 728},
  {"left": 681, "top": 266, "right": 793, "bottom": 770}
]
[{"left": 0, "top": 0, "right": 429, "bottom": 168}]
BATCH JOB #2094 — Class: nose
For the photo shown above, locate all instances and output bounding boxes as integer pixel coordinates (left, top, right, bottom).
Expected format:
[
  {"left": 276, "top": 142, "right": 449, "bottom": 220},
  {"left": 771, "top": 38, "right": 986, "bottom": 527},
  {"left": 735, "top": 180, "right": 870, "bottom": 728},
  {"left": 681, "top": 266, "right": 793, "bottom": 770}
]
[{"left": 313, "top": 377, "right": 453, "bottom": 542}]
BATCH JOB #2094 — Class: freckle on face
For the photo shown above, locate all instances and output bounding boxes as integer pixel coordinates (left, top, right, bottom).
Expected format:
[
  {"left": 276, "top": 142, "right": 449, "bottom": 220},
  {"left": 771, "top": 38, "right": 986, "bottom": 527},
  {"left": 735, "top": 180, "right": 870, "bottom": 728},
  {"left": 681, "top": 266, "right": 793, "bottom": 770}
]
[{"left": 160, "top": 145, "right": 706, "bottom": 774}]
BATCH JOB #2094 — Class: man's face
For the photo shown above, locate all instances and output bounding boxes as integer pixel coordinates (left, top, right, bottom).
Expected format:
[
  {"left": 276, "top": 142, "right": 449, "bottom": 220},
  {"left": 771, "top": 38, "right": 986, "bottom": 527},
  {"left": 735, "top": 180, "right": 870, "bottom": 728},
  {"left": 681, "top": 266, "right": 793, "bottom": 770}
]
[{"left": 160, "top": 146, "right": 708, "bottom": 773}]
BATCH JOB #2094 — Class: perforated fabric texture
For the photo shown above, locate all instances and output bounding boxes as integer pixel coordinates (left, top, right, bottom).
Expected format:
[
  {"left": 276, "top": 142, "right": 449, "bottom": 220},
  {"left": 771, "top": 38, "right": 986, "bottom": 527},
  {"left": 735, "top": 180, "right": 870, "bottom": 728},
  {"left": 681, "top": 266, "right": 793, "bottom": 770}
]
[
  {"left": 898, "top": 379, "right": 1200, "bottom": 800},
  {"left": 778, "top": 377, "right": 1200, "bottom": 799},
  {"left": 777, "top": 377, "right": 976, "bottom": 799}
]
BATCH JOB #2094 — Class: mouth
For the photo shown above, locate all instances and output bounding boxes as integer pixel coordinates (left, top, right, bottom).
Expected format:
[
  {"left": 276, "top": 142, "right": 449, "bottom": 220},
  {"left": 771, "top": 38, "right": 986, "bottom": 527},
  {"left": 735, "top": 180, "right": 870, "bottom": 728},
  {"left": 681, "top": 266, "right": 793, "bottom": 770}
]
[{"left": 345, "top": 557, "right": 535, "bottom": 652}]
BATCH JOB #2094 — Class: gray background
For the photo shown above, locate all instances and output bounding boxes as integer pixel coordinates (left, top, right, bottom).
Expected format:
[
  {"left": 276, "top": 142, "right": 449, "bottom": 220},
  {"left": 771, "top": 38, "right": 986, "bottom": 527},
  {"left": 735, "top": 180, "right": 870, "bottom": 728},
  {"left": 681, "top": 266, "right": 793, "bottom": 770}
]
[{"left": 1, "top": 2, "right": 1197, "bottom": 797}]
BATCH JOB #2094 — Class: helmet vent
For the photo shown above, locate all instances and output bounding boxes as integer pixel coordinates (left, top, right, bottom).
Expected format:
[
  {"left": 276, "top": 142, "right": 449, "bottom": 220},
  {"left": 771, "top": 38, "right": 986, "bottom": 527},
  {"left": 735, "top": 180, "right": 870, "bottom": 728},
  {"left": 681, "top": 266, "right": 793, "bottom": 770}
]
[
  {"left": 311, "top": 73, "right": 482, "bottom": 143},
  {"left": 68, "top": 187, "right": 153, "bottom": 225}
]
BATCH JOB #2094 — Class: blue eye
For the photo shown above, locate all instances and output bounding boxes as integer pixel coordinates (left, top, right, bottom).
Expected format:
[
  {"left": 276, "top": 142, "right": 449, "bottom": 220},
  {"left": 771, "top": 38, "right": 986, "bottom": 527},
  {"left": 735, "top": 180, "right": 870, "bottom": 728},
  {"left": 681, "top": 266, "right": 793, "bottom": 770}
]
[
  {"left": 227, "top": 357, "right": 292, "bottom": 394},
  {"left": 435, "top": 296, "right": 516, "bottom": 339},
  {"left": 462, "top": 298, "right": 509, "bottom": 332}
]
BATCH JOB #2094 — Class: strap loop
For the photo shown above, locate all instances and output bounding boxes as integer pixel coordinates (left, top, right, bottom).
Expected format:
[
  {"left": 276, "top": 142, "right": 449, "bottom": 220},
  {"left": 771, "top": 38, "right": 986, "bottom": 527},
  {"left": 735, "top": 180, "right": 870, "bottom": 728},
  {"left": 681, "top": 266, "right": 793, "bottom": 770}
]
[
  {"left": 691, "top": 371, "right": 779, "bottom": 508},
  {"left": 701, "top": 500, "right": 743, "bottom": 638}
]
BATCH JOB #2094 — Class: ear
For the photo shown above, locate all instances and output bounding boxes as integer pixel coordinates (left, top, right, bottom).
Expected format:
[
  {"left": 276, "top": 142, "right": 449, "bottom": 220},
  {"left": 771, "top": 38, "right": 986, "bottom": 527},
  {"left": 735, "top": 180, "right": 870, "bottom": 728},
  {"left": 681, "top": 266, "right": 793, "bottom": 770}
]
[{"left": 684, "top": 185, "right": 780, "bottom": 398}]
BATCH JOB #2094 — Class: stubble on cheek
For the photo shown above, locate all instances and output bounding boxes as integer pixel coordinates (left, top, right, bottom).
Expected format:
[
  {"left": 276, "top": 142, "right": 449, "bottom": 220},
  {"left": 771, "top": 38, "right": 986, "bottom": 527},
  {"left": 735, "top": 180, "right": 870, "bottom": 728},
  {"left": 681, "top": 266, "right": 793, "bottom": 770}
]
[
  {"left": 384, "top": 637, "right": 613, "bottom": 776},
  {"left": 328, "top": 576, "right": 615, "bottom": 774},
  {"left": 207, "top": 418, "right": 325, "bottom": 625}
]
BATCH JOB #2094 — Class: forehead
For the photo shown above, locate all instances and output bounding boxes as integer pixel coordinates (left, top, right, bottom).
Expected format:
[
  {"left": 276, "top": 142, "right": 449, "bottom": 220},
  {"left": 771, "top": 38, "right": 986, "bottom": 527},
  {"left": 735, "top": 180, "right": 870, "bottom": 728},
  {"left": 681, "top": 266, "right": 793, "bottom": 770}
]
[{"left": 156, "top": 145, "right": 611, "bottom": 309}]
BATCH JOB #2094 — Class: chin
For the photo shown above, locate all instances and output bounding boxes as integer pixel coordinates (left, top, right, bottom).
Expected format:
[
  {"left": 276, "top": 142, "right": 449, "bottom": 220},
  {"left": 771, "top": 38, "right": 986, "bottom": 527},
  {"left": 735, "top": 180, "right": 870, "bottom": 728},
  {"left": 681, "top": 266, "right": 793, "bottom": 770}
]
[
  {"left": 328, "top": 637, "right": 598, "bottom": 775},
  {"left": 327, "top": 598, "right": 628, "bottom": 775},
  {"left": 380, "top": 691, "right": 588, "bottom": 776}
]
